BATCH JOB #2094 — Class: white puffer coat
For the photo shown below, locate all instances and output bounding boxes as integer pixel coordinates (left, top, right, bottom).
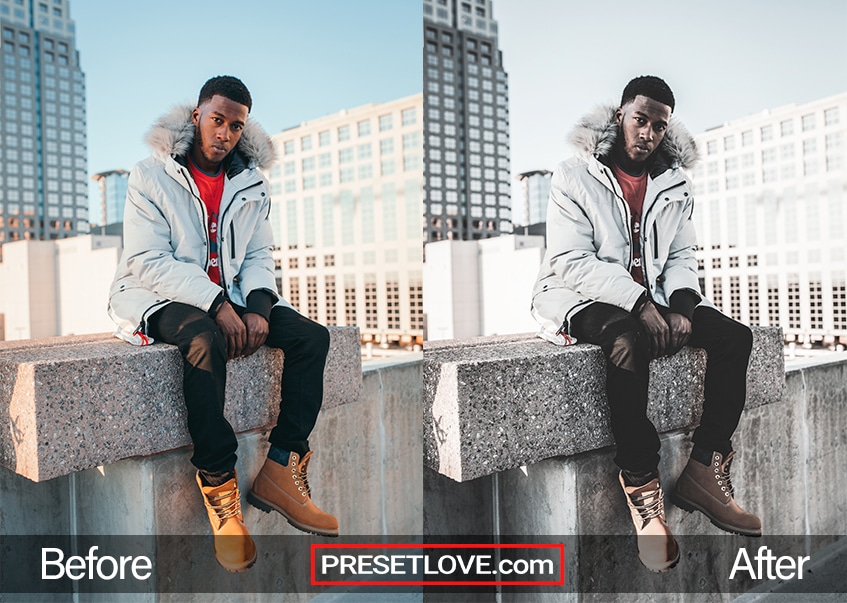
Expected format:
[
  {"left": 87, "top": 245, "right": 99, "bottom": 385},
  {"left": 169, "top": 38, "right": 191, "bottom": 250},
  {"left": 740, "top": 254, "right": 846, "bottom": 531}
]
[
  {"left": 531, "top": 104, "right": 708, "bottom": 344},
  {"left": 108, "top": 104, "right": 289, "bottom": 343}
]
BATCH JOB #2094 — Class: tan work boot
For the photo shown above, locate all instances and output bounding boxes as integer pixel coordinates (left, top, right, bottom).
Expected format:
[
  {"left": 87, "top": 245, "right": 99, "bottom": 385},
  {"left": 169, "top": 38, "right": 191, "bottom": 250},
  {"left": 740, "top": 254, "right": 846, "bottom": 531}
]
[
  {"left": 619, "top": 472, "right": 680, "bottom": 573},
  {"left": 674, "top": 450, "right": 762, "bottom": 536},
  {"left": 248, "top": 451, "right": 339, "bottom": 537},
  {"left": 196, "top": 471, "right": 257, "bottom": 572}
]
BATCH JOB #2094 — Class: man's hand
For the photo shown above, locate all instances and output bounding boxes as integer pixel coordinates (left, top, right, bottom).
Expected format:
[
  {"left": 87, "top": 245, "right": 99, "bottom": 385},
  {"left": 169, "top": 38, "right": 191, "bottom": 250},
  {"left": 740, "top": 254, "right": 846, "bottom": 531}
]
[
  {"left": 638, "top": 301, "right": 670, "bottom": 359},
  {"left": 241, "top": 313, "right": 269, "bottom": 357},
  {"left": 214, "top": 301, "right": 246, "bottom": 359},
  {"left": 665, "top": 312, "right": 692, "bottom": 356}
]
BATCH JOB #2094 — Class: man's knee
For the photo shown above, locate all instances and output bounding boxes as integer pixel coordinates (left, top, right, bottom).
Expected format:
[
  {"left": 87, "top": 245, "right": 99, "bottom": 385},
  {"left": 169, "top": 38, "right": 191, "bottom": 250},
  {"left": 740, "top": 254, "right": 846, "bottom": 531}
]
[
  {"left": 608, "top": 329, "right": 646, "bottom": 374},
  {"left": 303, "top": 321, "right": 330, "bottom": 357},
  {"left": 180, "top": 317, "right": 227, "bottom": 362}
]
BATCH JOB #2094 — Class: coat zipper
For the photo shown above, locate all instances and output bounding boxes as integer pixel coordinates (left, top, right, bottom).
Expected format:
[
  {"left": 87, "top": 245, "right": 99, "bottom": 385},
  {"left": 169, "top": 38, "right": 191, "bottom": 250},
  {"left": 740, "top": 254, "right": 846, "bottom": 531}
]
[
  {"left": 557, "top": 299, "right": 593, "bottom": 340},
  {"left": 134, "top": 299, "right": 170, "bottom": 337},
  {"left": 180, "top": 167, "right": 261, "bottom": 299},
  {"left": 640, "top": 180, "right": 687, "bottom": 291},
  {"left": 216, "top": 181, "right": 262, "bottom": 291}
]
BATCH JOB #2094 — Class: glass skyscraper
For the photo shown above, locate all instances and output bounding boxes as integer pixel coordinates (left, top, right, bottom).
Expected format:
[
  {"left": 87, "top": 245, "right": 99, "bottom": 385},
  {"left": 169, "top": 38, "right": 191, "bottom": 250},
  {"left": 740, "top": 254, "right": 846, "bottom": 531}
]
[
  {"left": 0, "top": 0, "right": 88, "bottom": 255},
  {"left": 423, "top": 0, "right": 512, "bottom": 242},
  {"left": 90, "top": 169, "right": 128, "bottom": 229}
]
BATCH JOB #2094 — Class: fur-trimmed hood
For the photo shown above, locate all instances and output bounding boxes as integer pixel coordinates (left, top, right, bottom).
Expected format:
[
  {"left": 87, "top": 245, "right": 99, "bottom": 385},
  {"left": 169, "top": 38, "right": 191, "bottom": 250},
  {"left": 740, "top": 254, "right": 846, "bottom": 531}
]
[
  {"left": 569, "top": 104, "right": 699, "bottom": 173},
  {"left": 144, "top": 103, "right": 277, "bottom": 171}
]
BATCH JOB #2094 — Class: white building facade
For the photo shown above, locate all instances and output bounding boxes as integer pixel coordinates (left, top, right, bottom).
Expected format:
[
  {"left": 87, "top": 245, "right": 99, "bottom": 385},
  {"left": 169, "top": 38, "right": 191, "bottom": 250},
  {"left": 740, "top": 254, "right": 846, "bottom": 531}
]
[
  {"left": 268, "top": 94, "right": 424, "bottom": 347},
  {"left": 423, "top": 234, "right": 545, "bottom": 341},
  {"left": 0, "top": 234, "right": 121, "bottom": 340},
  {"left": 692, "top": 92, "right": 847, "bottom": 346}
]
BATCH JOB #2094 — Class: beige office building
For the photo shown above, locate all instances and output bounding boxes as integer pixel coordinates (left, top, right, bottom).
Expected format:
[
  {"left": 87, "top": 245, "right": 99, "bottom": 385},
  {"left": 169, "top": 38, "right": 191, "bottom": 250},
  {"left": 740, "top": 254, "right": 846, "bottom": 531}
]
[
  {"left": 268, "top": 94, "right": 424, "bottom": 346},
  {"left": 692, "top": 92, "right": 847, "bottom": 346}
]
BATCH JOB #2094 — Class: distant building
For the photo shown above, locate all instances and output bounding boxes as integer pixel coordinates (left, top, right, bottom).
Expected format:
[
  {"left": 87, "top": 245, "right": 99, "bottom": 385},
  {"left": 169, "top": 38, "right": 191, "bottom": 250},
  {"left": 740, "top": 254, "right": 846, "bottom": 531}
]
[
  {"left": 267, "top": 94, "right": 424, "bottom": 346},
  {"left": 423, "top": 234, "right": 545, "bottom": 341},
  {"left": 90, "top": 169, "right": 129, "bottom": 232},
  {"left": 693, "top": 92, "right": 847, "bottom": 346},
  {"left": 514, "top": 168, "right": 551, "bottom": 227},
  {"left": 423, "top": 0, "right": 512, "bottom": 242},
  {"left": 0, "top": 235, "right": 121, "bottom": 340},
  {"left": 0, "top": 0, "right": 88, "bottom": 256}
]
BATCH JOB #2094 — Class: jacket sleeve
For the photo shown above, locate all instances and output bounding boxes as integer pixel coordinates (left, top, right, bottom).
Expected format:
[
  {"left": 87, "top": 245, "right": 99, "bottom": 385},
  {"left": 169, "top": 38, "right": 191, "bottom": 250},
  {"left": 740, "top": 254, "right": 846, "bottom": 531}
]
[
  {"left": 660, "top": 194, "right": 702, "bottom": 302},
  {"left": 237, "top": 188, "right": 280, "bottom": 306},
  {"left": 122, "top": 165, "right": 223, "bottom": 312},
  {"left": 546, "top": 166, "right": 647, "bottom": 312}
]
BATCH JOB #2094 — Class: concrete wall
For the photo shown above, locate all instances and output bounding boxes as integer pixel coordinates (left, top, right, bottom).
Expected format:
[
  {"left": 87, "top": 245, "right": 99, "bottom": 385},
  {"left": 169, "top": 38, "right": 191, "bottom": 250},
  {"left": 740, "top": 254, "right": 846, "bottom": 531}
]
[
  {"left": 0, "top": 356, "right": 422, "bottom": 601},
  {"left": 423, "top": 356, "right": 847, "bottom": 601}
]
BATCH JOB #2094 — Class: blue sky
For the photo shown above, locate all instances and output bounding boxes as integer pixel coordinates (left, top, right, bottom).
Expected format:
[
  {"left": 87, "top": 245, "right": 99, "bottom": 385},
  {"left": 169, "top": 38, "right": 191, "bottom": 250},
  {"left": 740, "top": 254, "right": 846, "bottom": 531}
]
[
  {"left": 68, "top": 1, "right": 422, "bottom": 210},
  {"left": 493, "top": 0, "right": 847, "bottom": 177}
]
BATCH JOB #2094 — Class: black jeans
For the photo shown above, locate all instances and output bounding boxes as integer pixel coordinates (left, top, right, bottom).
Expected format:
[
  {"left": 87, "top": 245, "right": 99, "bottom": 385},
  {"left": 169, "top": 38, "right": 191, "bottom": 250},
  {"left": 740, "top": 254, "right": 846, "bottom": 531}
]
[
  {"left": 570, "top": 302, "right": 753, "bottom": 473},
  {"left": 148, "top": 302, "right": 330, "bottom": 473}
]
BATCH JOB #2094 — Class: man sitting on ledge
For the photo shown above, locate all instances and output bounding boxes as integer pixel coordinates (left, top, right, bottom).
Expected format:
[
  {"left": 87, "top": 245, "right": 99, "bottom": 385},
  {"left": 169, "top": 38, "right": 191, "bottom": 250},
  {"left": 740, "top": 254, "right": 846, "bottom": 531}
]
[
  {"left": 531, "top": 75, "right": 761, "bottom": 572},
  {"left": 108, "top": 76, "right": 338, "bottom": 573}
]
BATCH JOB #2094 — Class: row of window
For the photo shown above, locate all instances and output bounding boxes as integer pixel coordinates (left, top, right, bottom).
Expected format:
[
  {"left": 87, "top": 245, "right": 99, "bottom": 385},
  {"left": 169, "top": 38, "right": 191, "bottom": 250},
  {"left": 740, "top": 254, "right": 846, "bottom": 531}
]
[
  {"left": 425, "top": 25, "right": 493, "bottom": 53},
  {"left": 280, "top": 109, "right": 418, "bottom": 155},
  {"left": 273, "top": 134, "right": 421, "bottom": 177},
  {"left": 272, "top": 155, "right": 422, "bottom": 194},
  {"left": 426, "top": 219, "right": 512, "bottom": 242},
  {"left": 704, "top": 107, "right": 841, "bottom": 154},
  {"left": 709, "top": 275, "right": 847, "bottom": 332},
  {"left": 698, "top": 155, "right": 844, "bottom": 192},
  {"left": 285, "top": 274, "right": 423, "bottom": 332}
]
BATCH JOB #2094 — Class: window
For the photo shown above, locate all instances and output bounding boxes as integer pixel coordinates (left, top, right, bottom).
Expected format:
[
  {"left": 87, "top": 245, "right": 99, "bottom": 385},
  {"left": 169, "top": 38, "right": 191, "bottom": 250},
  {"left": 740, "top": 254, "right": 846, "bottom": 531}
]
[
  {"left": 379, "top": 114, "right": 393, "bottom": 131},
  {"left": 300, "top": 135, "right": 312, "bottom": 151},
  {"left": 337, "top": 125, "right": 350, "bottom": 141},
  {"left": 706, "top": 140, "right": 717, "bottom": 155},
  {"left": 741, "top": 130, "right": 753, "bottom": 147},
  {"left": 319, "top": 130, "right": 331, "bottom": 146},
  {"left": 380, "top": 138, "right": 394, "bottom": 155},
  {"left": 283, "top": 140, "right": 294, "bottom": 155},
  {"left": 723, "top": 135, "right": 735, "bottom": 151},
  {"left": 761, "top": 124, "right": 773, "bottom": 141},
  {"left": 801, "top": 114, "right": 815, "bottom": 132},
  {"left": 357, "top": 120, "right": 371, "bottom": 137},
  {"left": 824, "top": 107, "right": 839, "bottom": 126},
  {"left": 780, "top": 119, "right": 793, "bottom": 137}
]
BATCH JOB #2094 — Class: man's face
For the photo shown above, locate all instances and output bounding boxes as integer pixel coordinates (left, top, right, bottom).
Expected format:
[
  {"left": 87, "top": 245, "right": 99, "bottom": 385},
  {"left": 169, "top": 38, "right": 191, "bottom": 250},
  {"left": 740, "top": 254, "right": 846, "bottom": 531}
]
[
  {"left": 614, "top": 94, "right": 672, "bottom": 167},
  {"left": 190, "top": 94, "right": 249, "bottom": 172}
]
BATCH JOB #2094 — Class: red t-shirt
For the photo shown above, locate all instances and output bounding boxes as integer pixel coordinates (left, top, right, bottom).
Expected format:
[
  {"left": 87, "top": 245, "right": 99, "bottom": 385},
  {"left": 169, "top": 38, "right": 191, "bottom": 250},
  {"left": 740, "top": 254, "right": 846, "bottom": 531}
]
[
  {"left": 188, "top": 158, "right": 225, "bottom": 285},
  {"left": 611, "top": 162, "right": 648, "bottom": 285}
]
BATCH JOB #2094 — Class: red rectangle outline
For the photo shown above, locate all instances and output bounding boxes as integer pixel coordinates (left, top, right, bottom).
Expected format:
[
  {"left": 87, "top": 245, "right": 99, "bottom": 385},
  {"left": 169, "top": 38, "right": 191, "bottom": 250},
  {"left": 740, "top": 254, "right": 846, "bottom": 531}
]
[{"left": 310, "top": 543, "right": 565, "bottom": 587}]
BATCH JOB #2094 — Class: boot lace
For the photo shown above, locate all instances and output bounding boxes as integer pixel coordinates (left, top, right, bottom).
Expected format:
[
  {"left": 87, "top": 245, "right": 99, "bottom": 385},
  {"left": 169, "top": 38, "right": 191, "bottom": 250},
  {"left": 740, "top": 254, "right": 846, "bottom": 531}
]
[
  {"left": 717, "top": 454, "right": 735, "bottom": 497},
  {"left": 205, "top": 489, "right": 243, "bottom": 523},
  {"left": 630, "top": 486, "right": 665, "bottom": 527},
  {"left": 291, "top": 453, "right": 313, "bottom": 497}
]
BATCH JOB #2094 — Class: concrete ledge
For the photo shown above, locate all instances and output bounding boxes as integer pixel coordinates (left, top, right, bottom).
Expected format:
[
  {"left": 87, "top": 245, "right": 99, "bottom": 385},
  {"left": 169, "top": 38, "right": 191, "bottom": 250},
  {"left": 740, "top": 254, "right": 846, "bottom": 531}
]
[
  {"left": 0, "top": 327, "right": 362, "bottom": 482},
  {"left": 424, "top": 327, "right": 784, "bottom": 482}
]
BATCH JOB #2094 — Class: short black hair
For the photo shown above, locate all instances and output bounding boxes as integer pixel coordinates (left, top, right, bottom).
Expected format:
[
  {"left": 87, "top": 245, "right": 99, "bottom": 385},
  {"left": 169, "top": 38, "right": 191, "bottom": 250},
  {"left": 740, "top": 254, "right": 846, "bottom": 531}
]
[
  {"left": 197, "top": 75, "right": 252, "bottom": 112},
  {"left": 620, "top": 75, "right": 675, "bottom": 112}
]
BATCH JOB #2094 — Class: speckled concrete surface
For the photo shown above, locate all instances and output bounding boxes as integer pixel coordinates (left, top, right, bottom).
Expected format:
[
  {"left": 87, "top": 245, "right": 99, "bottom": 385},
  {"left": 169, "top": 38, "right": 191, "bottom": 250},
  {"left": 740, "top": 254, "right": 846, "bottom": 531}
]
[
  {"left": 0, "top": 327, "right": 361, "bottom": 482},
  {"left": 424, "top": 327, "right": 784, "bottom": 482}
]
